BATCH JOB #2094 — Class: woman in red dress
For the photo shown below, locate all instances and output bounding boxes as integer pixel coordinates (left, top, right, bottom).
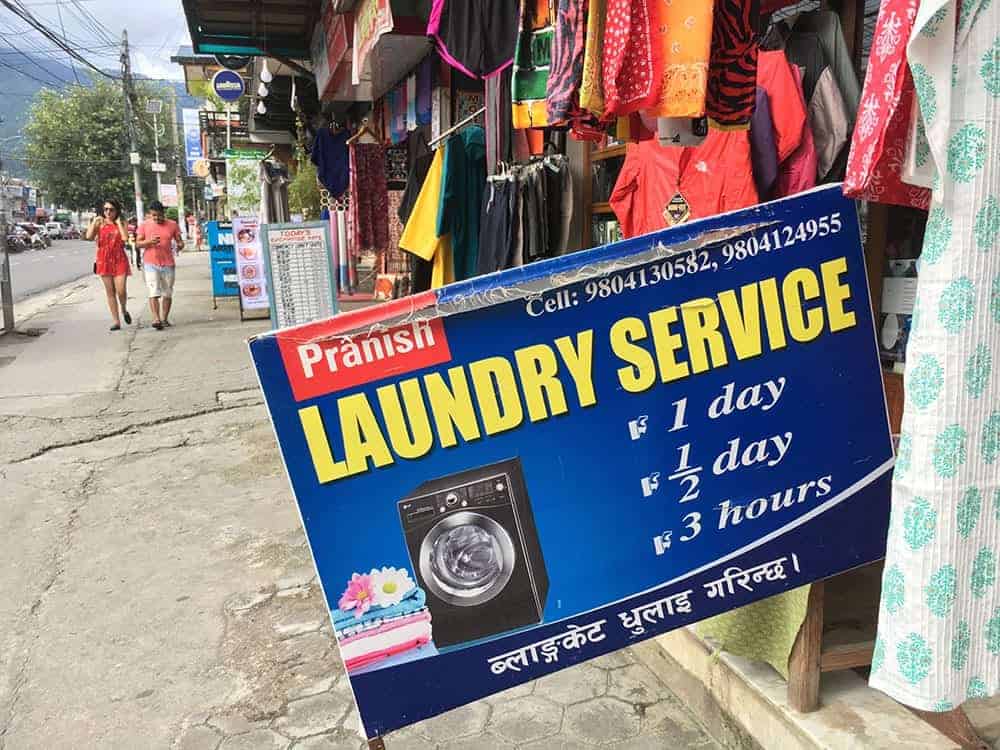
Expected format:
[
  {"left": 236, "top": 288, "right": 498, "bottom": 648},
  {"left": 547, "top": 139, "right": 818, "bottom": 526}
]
[{"left": 86, "top": 199, "right": 132, "bottom": 331}]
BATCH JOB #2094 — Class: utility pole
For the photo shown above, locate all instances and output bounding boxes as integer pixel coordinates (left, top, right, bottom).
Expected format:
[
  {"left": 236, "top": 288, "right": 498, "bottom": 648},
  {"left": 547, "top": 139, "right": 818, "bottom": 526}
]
[
  {"left": 170, "top": 89, "right": 187, "bottom": 241},
  {"left": 121, "top": 30, "right": 144, "bottom": 222},
  {"left": 0, "top": 167, "right": 12, "bottom": 333}
]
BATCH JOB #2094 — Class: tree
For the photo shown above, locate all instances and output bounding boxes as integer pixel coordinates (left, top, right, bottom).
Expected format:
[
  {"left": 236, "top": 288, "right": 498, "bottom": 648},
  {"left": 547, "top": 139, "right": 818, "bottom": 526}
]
[{"left": 23, "top": 77, "right": 176, "bottom": 212}]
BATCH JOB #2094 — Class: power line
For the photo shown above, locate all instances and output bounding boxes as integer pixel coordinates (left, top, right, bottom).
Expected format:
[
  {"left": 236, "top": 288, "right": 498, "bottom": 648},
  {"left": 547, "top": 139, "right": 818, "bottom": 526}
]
[
  {"left": 0, "top": 54, "right": 63, "bottom": 86},
  {"left": 54, "top": 0, "right": 80, "bottom": 84},
  {"left": 0, "top": 0, "right": 118, "bottom": 79}
]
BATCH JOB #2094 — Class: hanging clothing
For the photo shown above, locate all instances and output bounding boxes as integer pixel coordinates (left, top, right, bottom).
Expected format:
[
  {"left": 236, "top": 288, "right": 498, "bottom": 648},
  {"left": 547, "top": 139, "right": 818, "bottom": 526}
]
[
  {"left": 579, "top": 0, "right": 605, "bottom": 115},
  {"left": 648, "top": 0, "right": 714, "bottom": 118},
  {"left": 705, "top": 0, "right": 760, "bottom": 128},
  {"left": 750, "top": 88, "right": 778, "bottom": 198},
  {"left": 311, "top": 128, "right": 350, "bottom": 198},
  {"left": 609, "top": 132, "right": 759, "bottom": 238},
  {"left": 774, "top": 64, "right": 818, "bottom": 197},
  {"left": 791, "top": 11, "right": 861, "bottom": 121},
  {"left": 398, "top": 132, "right": 435, "bottom": 292},
  {"left": 842, "top": 0, "right": 930, "bottom": 209},
  {"left": 512, "top": 0, "right": 554, "bottom": 128},
  {"left": 602, "top": 0, "right": 658, "bottom": 117},
  {"left": 870, "top": 0, "right": 1000, "bottom": 712},
  {"left": 780, "top": 30, "right": 850, "bottom": 180},
  {"left": 756, "top": 49, "right": 807, "bottom": 165},
  {"left": 546, "top": 0, "right": 587, "bottom": 124},
  {"left": 479, "top": 176, "right": 519, "bottom": 274},
  {"left": 349, "top": 142, "right": 389, "bottom": 253},
  {"left": 486, "top": 68, "right": 515, "bottom": 174},
  {"left": 400, "top": 148, "right": 454, "bottom": 289},
  {"left": 437, "top": 126, "right": 487, "bottom": 281},
  {"left": 544, "top": 154, "right": 573, "bottom": 256},
  {"left": 428, "top": 0, "right": 519, "bottom": 79},
  {"left": 416, "top": 55, "right": 434, "bottom": 126}
]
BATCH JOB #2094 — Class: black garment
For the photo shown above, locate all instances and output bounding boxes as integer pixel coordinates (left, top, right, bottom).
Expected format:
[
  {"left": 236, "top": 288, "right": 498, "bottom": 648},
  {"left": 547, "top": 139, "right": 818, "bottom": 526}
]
[
  {"left": 400, "top": 130, "right": 435, "bottom": 293},
  {"left": 434, "top": 0, "right": 519, "bottom": 79},
  {"left": 478, "top": 177, "right": 517, "bottom": 275}
]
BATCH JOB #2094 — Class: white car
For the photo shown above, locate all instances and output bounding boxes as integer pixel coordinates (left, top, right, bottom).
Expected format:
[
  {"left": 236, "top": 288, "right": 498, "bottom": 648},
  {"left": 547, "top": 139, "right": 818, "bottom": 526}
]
[{"left": 45, "top": 222, "right": 63, "bottom": 239}]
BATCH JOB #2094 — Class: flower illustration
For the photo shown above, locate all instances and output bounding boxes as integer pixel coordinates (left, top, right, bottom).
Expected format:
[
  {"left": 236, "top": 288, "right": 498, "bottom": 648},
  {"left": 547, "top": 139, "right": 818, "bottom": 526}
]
[
  {"left": 369, "top": 567, "right": 415, "bottom": 608},
  {"left": 921, "top": 207, "right": 952, "bottom": 264},
  {"left": 903, "top": 497, "right": 937, "bottom": 551},
  {"left": 965, "top": 344, "right": 992, "bottom": 399},
  {"left": 339, "top": 572, "right": 375, "bottom": 617},
  {"left": 971, "top": 548, "right": 996, "bottom": 599},
  {"left": 946, "top": 124, "right": 987, "bottom": 183},
  {"left": 908, "top": 354, "right": 944, "bottom": 408}
]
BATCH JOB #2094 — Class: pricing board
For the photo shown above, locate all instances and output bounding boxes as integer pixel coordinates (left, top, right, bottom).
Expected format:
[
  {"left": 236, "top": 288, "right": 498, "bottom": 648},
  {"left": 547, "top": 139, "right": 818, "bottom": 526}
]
[{"left": 261, "top": 220, "right": 338, "bottom": 329}]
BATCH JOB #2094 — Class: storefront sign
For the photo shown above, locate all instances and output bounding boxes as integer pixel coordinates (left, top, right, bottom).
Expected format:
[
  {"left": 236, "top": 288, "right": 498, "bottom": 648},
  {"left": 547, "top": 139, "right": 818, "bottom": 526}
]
[
  {"left": 261, "top": 221, "right": 338, "bottom": 328},
  {"left": 249, "top": 186, "right": 893, "bottom": 740},
  {"left": 182, "top": 108, "right": 204, "bottom": 176},
  {"left": 158, "top": 184, "right": 178, "bottom": 207},
  {"left": 311, "top": 0, "right": 350, "bottom": 99},
  {"left": 206, "top": 221, "right": 238, "bottom": 299},
  {"left": 211, "top": 69, "right": 245, "bottom": 102},
  {"left": 233, "top": 217, "right": 269, "bottom": 310},
  {"left": 352, "top": 0, "right": 393, "bottom": 86}
]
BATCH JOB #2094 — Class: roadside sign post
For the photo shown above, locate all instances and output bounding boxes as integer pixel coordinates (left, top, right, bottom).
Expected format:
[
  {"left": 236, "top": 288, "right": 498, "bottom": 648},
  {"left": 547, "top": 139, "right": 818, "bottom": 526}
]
[{"left": 0, "top": 172, "right": 13, "bottom": 333}]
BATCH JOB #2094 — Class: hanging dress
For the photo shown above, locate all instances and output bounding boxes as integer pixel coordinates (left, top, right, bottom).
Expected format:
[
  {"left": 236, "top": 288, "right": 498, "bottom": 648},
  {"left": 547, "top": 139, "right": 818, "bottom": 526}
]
[{"left": 869, "top": 0, "right": 1000, "bottom": 710}]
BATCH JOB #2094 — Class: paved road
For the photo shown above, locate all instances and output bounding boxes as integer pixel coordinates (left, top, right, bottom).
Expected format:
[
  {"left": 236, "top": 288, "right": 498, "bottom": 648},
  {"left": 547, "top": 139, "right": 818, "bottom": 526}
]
[{"left": 7, "top": 239, "right": 96, "bottom": 302}]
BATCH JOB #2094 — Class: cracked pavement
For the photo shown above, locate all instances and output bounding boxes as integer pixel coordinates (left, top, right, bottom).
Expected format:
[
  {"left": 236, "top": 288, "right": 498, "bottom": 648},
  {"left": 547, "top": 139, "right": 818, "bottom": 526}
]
[{"left": 0, "top": 256, "right": 721, "bottom": 749}]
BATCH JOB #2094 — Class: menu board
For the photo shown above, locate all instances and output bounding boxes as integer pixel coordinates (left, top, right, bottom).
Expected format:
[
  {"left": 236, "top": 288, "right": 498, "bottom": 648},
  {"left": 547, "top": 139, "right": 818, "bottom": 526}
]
[
  {"left": 232, "top": 216, "right": 270, "bottom": 311},
  {"left": 261, "top": 221, "right": 338, "bottom": 329}
]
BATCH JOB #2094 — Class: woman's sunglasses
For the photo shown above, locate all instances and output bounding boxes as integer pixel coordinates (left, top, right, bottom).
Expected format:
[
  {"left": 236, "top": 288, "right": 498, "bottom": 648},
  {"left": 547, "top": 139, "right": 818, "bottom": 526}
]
[{"left": 103, "top": 206, "right": 115, "bottom": 213}]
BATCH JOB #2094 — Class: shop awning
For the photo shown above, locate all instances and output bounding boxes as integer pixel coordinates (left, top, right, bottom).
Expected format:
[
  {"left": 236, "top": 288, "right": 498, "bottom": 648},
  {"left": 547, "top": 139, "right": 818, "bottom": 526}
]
[{"left": 182, "top": 0, "right": 322, "bottom": 58}]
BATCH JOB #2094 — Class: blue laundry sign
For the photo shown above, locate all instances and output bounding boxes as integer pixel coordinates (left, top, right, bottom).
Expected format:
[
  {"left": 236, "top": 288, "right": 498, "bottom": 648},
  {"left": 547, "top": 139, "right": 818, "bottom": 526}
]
[{"left": 249, "top": 185, "right": 893, "bottom": 740}]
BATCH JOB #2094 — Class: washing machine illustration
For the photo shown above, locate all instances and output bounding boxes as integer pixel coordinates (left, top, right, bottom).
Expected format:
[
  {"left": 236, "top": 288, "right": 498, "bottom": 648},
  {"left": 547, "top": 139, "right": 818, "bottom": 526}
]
[{"left": 398, "top": 457, "right": 549, "bottom": 649}]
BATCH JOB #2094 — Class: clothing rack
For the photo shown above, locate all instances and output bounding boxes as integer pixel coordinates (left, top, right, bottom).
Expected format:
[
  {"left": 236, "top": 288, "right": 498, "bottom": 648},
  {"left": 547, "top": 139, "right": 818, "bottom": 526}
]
[{"left": 429, "top": 106, "right": 486, "bottom": 149}]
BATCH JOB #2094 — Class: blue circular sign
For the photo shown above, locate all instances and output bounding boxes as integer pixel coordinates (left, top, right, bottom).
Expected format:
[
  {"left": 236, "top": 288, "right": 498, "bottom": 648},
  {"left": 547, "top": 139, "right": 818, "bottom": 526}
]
[{"left": 212, "top": 69, "right": 245, "bottom": 102}]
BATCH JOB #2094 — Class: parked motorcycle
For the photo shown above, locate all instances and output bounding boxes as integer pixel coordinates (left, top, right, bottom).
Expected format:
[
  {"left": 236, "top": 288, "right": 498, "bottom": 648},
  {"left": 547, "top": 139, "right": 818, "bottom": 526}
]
[{"left": 5, "top": 231, "right": 28, "bottom": 253}]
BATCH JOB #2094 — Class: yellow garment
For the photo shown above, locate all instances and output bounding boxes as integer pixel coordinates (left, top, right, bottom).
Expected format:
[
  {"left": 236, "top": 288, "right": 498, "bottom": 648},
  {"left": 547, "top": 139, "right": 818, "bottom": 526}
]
[
  {"left": 579, "top": 0, "right": 605, "bottom": 116},
  {"left": 650, "top": 0, "right": 713, "bottom": 117},
  {"left": 399, "top": 148, "right": 454, "bottom": 288}
]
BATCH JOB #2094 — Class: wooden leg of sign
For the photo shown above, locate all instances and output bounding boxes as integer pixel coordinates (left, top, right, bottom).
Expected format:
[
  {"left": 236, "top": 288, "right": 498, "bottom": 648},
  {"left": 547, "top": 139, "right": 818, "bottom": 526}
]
[
  {"left": 788, "top": 581, "right": 825, "bottom": 713},
  {"left": 367, "top": 738, "right": 386, "bottom": 750}
]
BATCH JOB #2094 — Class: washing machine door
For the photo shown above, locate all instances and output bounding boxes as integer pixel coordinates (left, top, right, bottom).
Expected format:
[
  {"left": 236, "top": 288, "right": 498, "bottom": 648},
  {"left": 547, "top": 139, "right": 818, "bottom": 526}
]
[{"left": 419, "top": 511, "right": 517, "bottom": 607}]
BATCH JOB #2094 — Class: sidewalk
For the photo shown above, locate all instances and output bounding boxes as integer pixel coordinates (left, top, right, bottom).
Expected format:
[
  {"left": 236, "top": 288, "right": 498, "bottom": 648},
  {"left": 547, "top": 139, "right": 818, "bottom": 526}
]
[{"left": 0, "top": 255, "right": 722, "bottom": 749}]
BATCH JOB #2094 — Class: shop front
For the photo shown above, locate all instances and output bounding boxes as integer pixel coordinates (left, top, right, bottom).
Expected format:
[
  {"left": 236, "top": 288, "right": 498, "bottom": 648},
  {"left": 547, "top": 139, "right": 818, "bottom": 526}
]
[{"left": 181, "top": 0, "right": 1000, "bottom": 745}]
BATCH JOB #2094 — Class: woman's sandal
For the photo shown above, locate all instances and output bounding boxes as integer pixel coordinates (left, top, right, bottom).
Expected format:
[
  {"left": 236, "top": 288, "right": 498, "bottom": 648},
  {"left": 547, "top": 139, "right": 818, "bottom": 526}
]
[{"left": 109, "top": 324, "right": 121, "bottom": 331}]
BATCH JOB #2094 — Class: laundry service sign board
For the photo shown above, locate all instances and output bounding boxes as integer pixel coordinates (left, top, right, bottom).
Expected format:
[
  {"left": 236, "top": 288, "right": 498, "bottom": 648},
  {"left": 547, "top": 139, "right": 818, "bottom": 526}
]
[{"left": 249, "top": 185, "right": 893, "bottom": 740}]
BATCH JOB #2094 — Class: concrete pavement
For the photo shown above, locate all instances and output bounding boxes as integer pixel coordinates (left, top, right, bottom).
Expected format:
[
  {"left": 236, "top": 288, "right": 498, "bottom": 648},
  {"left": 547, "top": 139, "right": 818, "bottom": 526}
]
[{"left": 0, "top": 253, "right": 724, "bottom": 749}]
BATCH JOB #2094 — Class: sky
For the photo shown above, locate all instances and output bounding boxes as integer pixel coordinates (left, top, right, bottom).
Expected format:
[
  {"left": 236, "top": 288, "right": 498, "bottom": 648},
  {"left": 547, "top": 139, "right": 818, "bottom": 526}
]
[{"left": 1, "top": 0, "right": 192, "bottom": 81}]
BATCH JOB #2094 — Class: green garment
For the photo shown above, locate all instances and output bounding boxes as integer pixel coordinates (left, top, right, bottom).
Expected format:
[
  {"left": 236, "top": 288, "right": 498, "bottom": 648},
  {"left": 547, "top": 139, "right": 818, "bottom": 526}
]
[
  {"left": 697, "top": 586, "right": 810, "bottom": 679},
  {"left": 436, "top": 126, "right": 486, "bottom": 281}
]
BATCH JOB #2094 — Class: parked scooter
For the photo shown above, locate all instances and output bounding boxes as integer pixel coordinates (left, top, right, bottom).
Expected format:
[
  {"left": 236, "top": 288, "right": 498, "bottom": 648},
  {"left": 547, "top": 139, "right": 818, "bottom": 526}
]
[{"left": 5, "top": 230, "right": 28, "bottom": 252}]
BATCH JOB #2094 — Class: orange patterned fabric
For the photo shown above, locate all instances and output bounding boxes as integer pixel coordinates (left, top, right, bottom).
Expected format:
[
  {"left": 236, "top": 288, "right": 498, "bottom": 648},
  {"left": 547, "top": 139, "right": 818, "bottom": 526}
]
[{"left": 649, "top": 0, "right": 714, "bottom": 117}]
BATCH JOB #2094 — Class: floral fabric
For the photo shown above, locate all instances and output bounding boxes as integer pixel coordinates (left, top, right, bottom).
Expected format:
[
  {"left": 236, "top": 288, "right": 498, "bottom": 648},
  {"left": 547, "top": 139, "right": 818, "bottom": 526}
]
[
  {"left": 870, "top": 0, "right": 1000, "bottom": 710},
  {"left": 349, "top": 142, "right": 389, "bottom": 253},
  {"left": 843, "top": 0, "right": 931, "bottom": 209}
]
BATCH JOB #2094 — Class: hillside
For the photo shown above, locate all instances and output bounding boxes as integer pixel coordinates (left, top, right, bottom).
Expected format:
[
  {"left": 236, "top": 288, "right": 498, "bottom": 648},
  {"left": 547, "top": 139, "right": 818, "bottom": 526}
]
[{"left": 0, "top": 52, "right": 197, "bottom": 178}]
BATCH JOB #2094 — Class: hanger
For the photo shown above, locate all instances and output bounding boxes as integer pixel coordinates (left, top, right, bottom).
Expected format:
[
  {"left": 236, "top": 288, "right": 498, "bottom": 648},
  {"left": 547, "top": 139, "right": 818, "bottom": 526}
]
[
  {"left": 347, "top": 117, "right": 378, "bottom": 145},
  {"left": 428, "top": 106, "right": 486, "bottom": 149}
]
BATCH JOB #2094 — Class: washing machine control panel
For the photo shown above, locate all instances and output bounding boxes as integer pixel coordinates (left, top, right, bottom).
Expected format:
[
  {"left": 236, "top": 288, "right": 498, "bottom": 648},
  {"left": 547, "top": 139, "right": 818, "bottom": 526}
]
[{"left": 399, "top": 473, "right": 513, "bottom": 528}]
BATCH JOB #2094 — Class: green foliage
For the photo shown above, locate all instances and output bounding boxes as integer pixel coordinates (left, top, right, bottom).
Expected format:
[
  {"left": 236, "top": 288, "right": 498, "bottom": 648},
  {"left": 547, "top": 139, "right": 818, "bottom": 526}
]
[
  {"left": 289, "top": 155, "right": 321, "bottom": 220},
  {"left": 22, "top": 77, "right": 177, "bottom": 211},
  {"left": 166, "top": 207, "right": 179, "bottom": 221}
]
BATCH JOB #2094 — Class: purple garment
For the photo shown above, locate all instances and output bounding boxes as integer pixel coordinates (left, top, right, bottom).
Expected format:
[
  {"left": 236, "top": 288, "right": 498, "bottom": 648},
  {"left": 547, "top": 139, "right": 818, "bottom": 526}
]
[
  {"left": 416, "top": 56, "right": 433, "bottom": 126},
  {"left": 311, "top": 128, "right": 350, "bottom": 198},
  {"left": 749, "top": 87, "right": 778, "bottom": 199}
]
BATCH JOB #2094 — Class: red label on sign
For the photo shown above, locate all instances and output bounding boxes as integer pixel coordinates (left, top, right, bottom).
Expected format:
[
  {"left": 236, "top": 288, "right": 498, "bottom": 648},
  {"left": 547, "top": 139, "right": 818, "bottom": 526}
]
[{"left": 278, "top": 318, "right": 452, "bottom": 402}]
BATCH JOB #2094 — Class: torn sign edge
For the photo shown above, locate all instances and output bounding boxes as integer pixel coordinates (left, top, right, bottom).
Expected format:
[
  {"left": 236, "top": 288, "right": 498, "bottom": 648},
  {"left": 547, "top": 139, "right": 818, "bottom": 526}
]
[{"left": 250, "top": 182, "right": 862, "bottom": 348}]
